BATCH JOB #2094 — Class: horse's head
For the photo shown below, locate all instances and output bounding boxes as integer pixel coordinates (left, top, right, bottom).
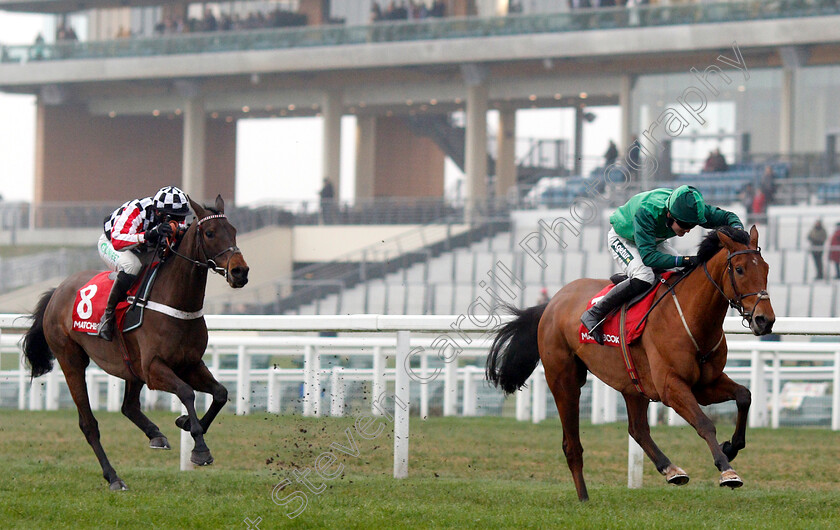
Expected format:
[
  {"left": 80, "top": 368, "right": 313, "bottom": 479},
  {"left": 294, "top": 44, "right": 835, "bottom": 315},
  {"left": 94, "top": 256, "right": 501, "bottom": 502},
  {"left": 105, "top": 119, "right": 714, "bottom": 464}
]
[
  {"left": 716, "top": 225, "right": 775, "bottom": 335},
  {"left": 188, "top": 195, "right": 249, "bottom": 288}
]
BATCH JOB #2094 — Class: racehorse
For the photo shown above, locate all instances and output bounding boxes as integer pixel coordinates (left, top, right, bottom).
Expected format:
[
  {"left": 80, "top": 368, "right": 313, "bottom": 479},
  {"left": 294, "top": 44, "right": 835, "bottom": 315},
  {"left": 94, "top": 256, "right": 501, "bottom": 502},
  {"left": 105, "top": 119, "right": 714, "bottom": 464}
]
[
  {"left": 486, "top": 225, "right": 774, "bottom": 501},
  {"left": 21, "top": 195, "right": 249, "bottom": 491}
]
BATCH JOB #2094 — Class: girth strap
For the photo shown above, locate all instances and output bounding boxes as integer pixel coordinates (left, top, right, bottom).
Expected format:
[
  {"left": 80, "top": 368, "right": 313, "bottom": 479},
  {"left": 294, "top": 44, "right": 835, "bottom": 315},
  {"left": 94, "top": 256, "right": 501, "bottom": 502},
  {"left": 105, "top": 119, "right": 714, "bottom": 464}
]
[
  {"left": 126, "top": 296, "right": 204, "bottom": 320},
  {"left": 619, "top": 304, "right": 647, "bottom": 396}
]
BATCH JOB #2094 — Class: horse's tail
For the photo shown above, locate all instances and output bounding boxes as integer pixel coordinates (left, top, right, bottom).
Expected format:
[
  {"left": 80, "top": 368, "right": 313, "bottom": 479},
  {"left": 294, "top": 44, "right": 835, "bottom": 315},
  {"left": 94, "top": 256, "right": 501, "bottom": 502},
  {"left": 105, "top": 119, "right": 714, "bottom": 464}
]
[
  {"left": 21, "top": 289, "right": 56, "bottom": 379},
  {"left": 486, "top": 303, "right": 547, "bottom": 395}
]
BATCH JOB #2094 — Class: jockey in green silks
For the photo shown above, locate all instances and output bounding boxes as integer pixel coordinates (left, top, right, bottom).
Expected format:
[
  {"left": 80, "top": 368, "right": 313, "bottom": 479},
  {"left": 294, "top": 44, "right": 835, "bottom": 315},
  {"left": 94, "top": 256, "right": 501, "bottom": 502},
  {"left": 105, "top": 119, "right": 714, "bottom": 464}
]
[{"left": 580, "top": 185, "right": 743, "bottom": 345}]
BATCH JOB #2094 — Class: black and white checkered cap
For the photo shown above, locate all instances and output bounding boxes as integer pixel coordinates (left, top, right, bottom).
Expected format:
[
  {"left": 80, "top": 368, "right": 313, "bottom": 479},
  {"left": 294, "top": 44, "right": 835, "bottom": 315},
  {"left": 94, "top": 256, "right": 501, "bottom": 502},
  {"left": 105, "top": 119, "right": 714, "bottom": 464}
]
[{"left": 153, "top": 186, "right": 190, "bottom": 216}]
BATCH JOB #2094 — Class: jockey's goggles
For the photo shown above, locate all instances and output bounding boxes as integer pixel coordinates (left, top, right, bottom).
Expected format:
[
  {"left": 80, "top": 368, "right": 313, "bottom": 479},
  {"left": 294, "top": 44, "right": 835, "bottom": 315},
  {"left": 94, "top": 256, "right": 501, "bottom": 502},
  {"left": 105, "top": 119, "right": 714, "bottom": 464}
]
[{"left": 674, "top": 219, "right": 697, "bottom": 230}]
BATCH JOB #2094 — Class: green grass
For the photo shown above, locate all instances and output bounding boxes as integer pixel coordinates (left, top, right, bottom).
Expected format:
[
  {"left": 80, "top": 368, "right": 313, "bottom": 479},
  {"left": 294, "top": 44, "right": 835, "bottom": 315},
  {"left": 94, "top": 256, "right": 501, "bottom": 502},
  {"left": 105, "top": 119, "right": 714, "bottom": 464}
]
[{"left": 0, "top": 410, "right": 838, "bottom": 529}]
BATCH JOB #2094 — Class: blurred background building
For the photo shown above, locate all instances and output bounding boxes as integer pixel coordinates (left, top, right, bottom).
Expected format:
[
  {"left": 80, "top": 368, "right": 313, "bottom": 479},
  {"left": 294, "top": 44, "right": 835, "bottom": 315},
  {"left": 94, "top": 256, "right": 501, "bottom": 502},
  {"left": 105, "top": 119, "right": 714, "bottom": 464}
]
[{"left": 1, "top": 0, "right": 840, "bottom": 319}]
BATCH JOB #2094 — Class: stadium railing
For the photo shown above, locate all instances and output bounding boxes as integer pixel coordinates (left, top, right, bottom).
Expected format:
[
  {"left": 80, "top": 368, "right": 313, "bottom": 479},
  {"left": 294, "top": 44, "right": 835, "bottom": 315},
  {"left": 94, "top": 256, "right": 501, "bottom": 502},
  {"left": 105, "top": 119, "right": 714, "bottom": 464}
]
[{"left": 1, "top": 314, "right": 839, "bottom": 431}]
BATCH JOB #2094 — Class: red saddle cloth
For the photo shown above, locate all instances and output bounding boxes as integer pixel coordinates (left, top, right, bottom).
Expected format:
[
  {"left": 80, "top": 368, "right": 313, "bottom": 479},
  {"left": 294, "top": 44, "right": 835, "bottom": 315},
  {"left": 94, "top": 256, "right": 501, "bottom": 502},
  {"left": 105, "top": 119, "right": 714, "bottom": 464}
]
[
  {"left": 578, "top": 272, "right": 674, "bottom": 347},
  {"left": 71, "top": 272, "right": 139, "bottom": 335}
]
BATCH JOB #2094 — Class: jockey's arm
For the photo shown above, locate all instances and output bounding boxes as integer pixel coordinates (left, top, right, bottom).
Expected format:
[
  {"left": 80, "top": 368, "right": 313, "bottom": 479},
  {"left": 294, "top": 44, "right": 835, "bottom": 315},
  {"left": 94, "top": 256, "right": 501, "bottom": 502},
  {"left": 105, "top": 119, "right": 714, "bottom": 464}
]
[
  {"left": 110, "top": 202, "right": 146, "bottom": 251},
  {"left": 700, "top": 205, "right": 744, "bottom": 231},
  {"left": 633, "top": 209, "right": 691, "bottom": 270}
]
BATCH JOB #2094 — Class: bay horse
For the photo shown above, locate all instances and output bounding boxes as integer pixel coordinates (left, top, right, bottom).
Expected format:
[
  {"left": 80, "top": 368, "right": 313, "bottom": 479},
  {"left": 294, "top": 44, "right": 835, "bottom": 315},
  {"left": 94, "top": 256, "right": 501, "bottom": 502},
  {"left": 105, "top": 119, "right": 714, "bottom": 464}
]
[
  {"left": 21, "top": 195, "right": 249, "bottom": 490},
  {"left": 487, "top": 225, "right": 775, "bottom": 501}
]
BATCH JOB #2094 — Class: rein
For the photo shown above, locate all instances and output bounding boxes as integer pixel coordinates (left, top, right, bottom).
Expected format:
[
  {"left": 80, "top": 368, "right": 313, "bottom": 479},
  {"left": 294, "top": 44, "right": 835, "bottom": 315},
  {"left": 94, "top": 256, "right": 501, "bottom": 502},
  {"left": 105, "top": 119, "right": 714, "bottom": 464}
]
[
  {"left": 166, "top": 213, "right": 241, "bottom": 280},
  {"left": 632, "top": 245, "right": 766, "bottom": 364}
]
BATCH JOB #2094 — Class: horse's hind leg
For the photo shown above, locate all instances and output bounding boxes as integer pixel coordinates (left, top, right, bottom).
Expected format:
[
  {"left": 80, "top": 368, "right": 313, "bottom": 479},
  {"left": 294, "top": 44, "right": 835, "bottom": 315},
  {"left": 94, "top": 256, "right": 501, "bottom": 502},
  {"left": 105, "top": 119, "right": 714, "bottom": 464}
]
[
  {"left": 57, "top": 352, "right": 128, "bottom": 491},
  {"left": 121, "top": 378, "right": 170, "bottom": 450},
  {"left": 694, "top": 373, "right": 751, "bottom": 462},
  {"left": 545, "top": 356, "right": 589, "bottom": 501},
  {"left": 662, "top": 372, "right": 742, "bottom": 488},
  {"left": 147, "top": 357, "right": 213, "bottom": 466},
  {"left": 624, "top": 393, "right": 688, "bottom": 485},
  {"left": 175, "top": 362, "right": 228, "bottom": 434}
]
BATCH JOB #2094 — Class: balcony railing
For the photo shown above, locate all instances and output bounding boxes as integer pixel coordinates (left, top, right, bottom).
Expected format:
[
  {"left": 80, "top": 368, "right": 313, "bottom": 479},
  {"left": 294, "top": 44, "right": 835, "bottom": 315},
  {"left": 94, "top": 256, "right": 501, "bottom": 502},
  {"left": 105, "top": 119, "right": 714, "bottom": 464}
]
[{"left": 2, "top": 1, "right": 839, "bottom": 64}]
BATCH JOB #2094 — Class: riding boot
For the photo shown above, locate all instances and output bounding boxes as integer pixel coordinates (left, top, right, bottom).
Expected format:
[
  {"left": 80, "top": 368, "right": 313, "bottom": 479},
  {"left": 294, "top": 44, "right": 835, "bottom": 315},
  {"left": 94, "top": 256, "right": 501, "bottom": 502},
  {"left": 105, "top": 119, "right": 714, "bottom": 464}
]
[
  {"left": 96, "top": 271, "right": 137, "bottom": 341},
  {"left": 580, "top": 277, "right": 650, "bottom": 345}
]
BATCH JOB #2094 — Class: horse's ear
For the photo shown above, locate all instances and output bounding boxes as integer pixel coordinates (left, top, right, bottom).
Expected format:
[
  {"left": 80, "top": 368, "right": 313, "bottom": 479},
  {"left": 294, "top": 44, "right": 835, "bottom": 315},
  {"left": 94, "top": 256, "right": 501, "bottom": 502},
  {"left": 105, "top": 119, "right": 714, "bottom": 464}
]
[
  {"left": 717, "top": 230, "right": 738, "bottom": 252},
  {"left": 189, "top": 196, "right": 206, "bottom": 219},
  {"left": 749, "top": 225, "right": 759, "bottom": 249},
  {"left": 215, "top": 194, "right": 224, "bottom": 213}
]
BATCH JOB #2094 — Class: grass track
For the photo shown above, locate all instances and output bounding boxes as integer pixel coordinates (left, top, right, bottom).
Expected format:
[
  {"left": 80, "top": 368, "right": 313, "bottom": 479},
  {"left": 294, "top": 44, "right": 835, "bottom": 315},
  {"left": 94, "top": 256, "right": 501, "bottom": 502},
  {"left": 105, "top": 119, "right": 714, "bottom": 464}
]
[{"left": 1, "top": 409, "right": 838, "bottom": 529}]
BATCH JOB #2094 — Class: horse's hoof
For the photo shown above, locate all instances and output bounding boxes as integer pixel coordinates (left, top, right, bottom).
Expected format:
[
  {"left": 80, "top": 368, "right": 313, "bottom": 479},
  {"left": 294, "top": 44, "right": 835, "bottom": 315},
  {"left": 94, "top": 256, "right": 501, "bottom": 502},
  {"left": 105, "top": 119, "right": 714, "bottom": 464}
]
[
  {"left": 150, "top": 436, "right": 171, "bottom": 450},
  {"left": 721, "top": 440, "right": 738, "bottom": 461},
  {"left": 665, "top": 465, "right": 690, "bottom": 486},
  {"left": 719, "top": 469, "right": 743, "bottom": 489},
  {"left": 191, "top": 450, "right": 214, "bottom": 466},
  {"left": 175, "top": 415, "right": 191, "bottom": 431},
  {"left": 109, "top": 480, "right": 128, "bottom": 491}
]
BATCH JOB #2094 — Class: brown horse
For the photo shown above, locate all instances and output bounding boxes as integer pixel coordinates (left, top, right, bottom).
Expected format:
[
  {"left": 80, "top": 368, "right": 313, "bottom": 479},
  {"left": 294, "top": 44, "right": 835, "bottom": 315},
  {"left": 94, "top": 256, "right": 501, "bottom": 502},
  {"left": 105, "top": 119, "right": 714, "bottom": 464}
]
[
  {"left": 21, "top": 195, "right": 249, "bottom": 490},
  {"left": 487, "top": 225, "right": 775, "bottom": 501}
]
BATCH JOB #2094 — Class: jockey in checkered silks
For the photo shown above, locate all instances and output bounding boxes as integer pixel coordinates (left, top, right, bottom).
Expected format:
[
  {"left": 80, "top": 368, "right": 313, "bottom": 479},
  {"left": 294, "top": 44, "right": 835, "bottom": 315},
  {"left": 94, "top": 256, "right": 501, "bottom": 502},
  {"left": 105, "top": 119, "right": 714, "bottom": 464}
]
[
  {"left": 96, "top": 186, "right": 190, "bottom": 341},
  {"left": 580, "top": 185, "right": 744, "bottom": 345}
]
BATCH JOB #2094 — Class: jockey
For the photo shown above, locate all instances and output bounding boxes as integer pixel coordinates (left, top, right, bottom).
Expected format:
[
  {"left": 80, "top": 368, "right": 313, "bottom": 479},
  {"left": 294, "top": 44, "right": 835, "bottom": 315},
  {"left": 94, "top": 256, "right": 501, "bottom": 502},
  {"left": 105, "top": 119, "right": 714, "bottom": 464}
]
[
  {"left": 95, "top": 186, "right": 190, "bottom": 341},
  {"left": 580, "top": 185, "right": 743, "bottom": 345}
]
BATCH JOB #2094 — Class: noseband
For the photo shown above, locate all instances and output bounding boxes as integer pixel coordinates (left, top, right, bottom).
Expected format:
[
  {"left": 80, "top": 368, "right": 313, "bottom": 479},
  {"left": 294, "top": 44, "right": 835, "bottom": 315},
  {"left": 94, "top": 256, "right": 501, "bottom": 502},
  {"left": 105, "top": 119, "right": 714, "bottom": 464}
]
[
  {"left": 702, "top": 248, "right": 770, "bottom": 327},
  {"left": 167, "top": 213, "right": 241, "bottom": 280}
]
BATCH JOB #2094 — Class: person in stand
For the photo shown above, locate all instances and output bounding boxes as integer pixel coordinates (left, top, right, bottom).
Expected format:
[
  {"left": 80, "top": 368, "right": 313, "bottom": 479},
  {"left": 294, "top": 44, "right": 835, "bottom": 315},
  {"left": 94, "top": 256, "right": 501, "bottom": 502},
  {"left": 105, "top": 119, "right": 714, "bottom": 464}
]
[
  {"left": 829, "top": 223, "right": 840, "bottom": 280},
  {"left": 580, "top": 185, "right": 743, "bottom": 344},
  {"left": 319, "top": 177, "right": 336, "bottom": 224},
  {"left": 807, "top": 219, "right": 827, "bottom": 280},
  {"left": 96, "top": 186, "right": 190, "bottom": 341},
  {"left": 537, "top": 287, "right": 550, "bottom": 305},
  {"left": 604, "top": 140, "right": 618, "bottom": 168},
  {"left": 751, "top": 187, "right": 767, "bottom": 225},
  {"left": 760, "top": 165, "right": 777, "bottom": 205}
]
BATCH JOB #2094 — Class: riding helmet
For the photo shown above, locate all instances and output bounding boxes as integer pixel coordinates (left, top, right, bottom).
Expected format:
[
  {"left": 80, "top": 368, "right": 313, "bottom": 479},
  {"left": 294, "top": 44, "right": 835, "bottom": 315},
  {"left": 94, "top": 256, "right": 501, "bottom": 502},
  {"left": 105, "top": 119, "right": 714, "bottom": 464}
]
[
  {"left": 666, "top": 185, "right": 707, "bottom": 226},
  {"left": 153, "top": 186, "right": 190, "bottom": 217}
]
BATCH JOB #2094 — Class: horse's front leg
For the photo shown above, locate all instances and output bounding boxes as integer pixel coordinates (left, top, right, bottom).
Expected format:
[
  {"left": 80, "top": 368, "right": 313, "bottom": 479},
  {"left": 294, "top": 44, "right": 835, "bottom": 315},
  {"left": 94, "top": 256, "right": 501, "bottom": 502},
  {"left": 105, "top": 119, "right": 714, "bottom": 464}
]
[
  {"left": 694, "top": 373, "right": 751, "bottom": 462},
  {"left": 147, "top": 357, "right": 214, "bottom": 466},
  {"left": 623, "top": 393, "right": 689, "bottom": 485},
  {"left": 661, "top": 371, "right": 743, "bottom": 488},
  {"left": 176, "top": 361, "right": 228, "bottom": 435}
]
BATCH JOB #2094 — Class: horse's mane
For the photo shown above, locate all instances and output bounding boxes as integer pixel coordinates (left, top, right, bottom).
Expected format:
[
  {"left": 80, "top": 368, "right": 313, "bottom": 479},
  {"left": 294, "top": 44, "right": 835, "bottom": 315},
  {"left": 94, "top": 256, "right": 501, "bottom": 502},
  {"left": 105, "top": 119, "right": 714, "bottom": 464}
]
[{"left": 696, "top": 226, "right": 750, "bottom": 264}]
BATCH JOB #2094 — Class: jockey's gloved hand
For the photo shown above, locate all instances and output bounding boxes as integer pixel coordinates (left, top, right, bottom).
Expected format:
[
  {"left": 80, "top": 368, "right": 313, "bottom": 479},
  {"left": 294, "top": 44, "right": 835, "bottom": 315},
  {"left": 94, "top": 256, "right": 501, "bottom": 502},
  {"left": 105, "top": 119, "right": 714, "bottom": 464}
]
[
  {"left": 145, "top": 223, "right": 173, "bottom": 245},
  {"left": 680, "top": 255, "right": 698, "bottom": 268}
]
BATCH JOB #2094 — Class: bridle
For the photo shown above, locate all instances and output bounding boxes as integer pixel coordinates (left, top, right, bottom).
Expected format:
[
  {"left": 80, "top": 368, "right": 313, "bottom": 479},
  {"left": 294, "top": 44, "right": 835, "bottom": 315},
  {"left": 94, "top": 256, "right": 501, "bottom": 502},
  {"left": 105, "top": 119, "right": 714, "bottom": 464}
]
[
  {"left": 702, "top": 247, "right": 770, "bottom": 327},
  {"left": 166, "top": 213, "right": 241, "bottom": 280}
]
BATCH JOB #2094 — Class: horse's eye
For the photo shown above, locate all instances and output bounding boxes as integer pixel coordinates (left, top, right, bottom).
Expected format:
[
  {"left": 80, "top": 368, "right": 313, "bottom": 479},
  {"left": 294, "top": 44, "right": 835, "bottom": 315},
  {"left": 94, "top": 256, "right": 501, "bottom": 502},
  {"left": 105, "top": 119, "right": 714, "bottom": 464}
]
[
  {"left": 205, "top": 230, "right": 215, "bottom": 239},
  {"left": 735, "top": 266, "right": 744, "bottom": 274}
]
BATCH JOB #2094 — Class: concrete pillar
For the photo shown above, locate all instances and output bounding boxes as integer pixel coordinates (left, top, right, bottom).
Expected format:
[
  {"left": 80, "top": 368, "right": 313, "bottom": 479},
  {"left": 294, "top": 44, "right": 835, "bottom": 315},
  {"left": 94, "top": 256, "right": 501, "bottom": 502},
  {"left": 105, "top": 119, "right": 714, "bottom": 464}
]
[
  {"left": 322, "top": 89, "right": 343, "bottom": 198},
  {"left": 182, "top": 96, "right": 207, "bottom": 201},
  {"left": 574, "top": 104, "right": 584, "bottom": 176},
  {"left": 355, "top": 115, "right": 376, "bottom": 201},
  {"left": 496, "top": 108, "right": 517, "bottom": 201},
  {"left": 779, "top": 68, "right": 794, "bottom": 156},
  {"left": 465, "top": 83, "right": 488, "bottom": 221},
  {"left": 619, "top": 75, "right": 634, "bottom": 155}
]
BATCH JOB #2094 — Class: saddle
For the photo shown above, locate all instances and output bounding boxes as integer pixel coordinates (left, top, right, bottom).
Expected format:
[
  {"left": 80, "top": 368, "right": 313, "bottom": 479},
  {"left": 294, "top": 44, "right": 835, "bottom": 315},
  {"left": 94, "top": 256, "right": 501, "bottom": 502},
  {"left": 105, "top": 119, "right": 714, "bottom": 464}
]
[
  {"left": 71, "top": 264, "right": 160, "bottom": 335},
  {"left": 578, "top": 271, "right": 675, "bottom": 347}
]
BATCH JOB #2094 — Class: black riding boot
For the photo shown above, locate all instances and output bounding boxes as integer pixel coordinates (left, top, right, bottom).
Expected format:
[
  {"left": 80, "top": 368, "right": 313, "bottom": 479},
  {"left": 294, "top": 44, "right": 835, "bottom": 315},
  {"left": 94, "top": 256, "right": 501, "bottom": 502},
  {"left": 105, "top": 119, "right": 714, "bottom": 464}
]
[
  {"left": 580, "top": 277, "right": 650, "bottom": 345},
  {"left": 96, "top": 271, "right": 137, "bottom": 341}
]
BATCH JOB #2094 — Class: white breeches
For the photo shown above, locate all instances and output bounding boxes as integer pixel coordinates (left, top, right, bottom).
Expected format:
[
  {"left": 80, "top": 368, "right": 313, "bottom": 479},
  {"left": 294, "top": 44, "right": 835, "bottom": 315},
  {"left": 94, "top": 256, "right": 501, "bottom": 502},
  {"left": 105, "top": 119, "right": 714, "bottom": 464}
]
[
  {"left": 607, "top": 227, "right": 679, "bottom": 285},
  {"left": 98, "top": 233, "right": 143, "bottom": 276}
]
